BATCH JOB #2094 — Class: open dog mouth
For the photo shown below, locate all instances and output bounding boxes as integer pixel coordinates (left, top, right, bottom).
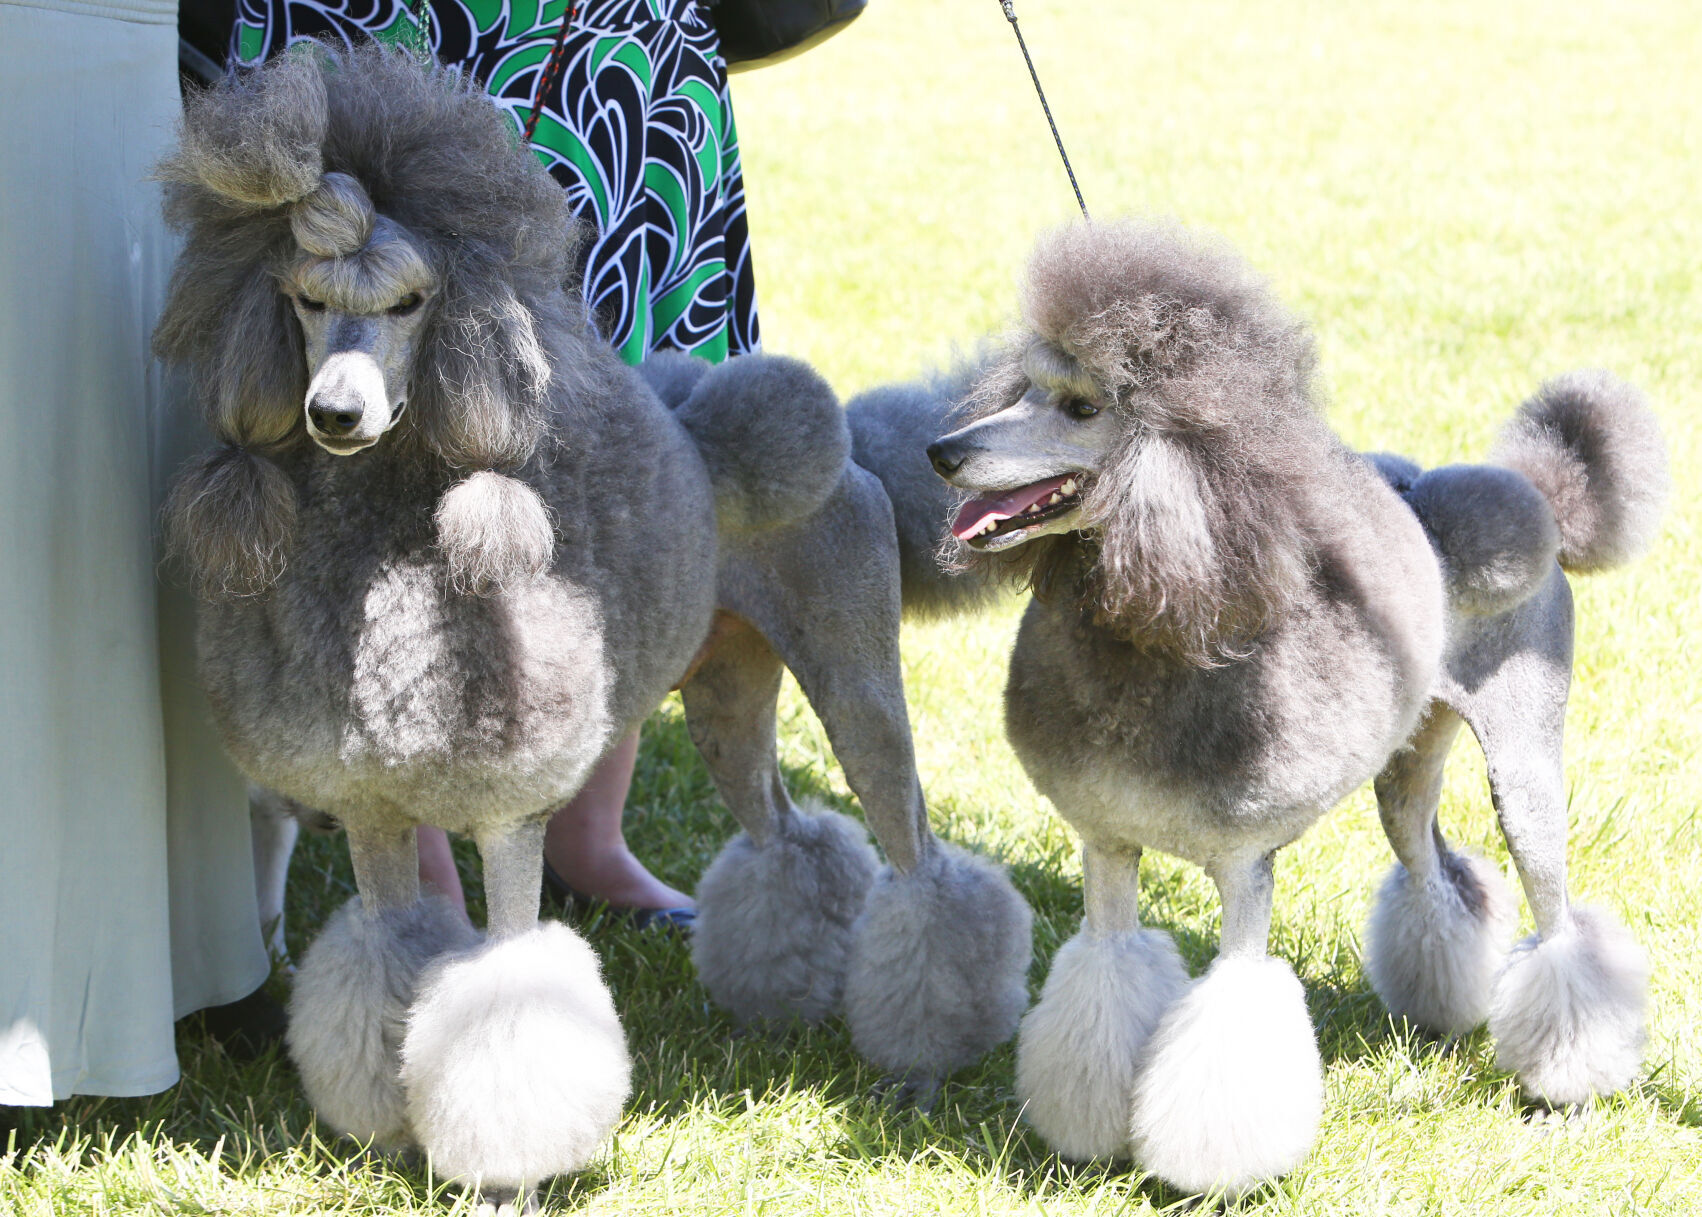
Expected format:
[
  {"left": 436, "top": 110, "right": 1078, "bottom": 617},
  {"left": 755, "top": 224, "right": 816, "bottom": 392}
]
[
  {"left": 952, "top": 473, "right": 1085, "bottom": 550},
  {"left": 313, "top": 435, "right": 377, "bottom": 455}
]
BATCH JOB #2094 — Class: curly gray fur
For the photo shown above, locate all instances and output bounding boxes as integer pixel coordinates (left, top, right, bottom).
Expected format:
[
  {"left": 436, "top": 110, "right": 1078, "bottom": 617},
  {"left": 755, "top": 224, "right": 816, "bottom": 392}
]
[
  {"left": 1493, "top": 369, "right": 1670, "bottom": 572},
  {"left": 952, "top": 221, "right": 1328, "bottom": 664},
  {"left": 669, "top": 355, "right": 851, "bottom": 533},
  {"left": 155, "top": 45, "right": 600, "bottom": 595},
  {"left": 845, "top": 364, "right": 1001, "bottom": 620}
]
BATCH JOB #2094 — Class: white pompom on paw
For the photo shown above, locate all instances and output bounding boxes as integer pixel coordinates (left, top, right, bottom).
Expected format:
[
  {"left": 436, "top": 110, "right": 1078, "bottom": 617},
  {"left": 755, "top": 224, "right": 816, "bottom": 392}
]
[
  {"left": 843, "top": 842, "right": 1034, "bottom": 1079},
  {"left": 1130, "top": 955, "right": 1324, "bottom": 1199},
  {"left": 401, "top": 921, "right": 631, "bottom": 1191},
  {"left": 1016, "top": 928, "right": 1189, "bottom": 1160},
  {"left": 1488, "top": 904, "right": 1648, "bottom": 1106},
  {"left": 287, "top": 896, "right": 478, "bottom": 1147},
  {"left": 1364, "top": 851, "right": 1517, "bottom": 1034},
  {"left": 692, "top": 801, "right": 880, "bottom": 1026}
]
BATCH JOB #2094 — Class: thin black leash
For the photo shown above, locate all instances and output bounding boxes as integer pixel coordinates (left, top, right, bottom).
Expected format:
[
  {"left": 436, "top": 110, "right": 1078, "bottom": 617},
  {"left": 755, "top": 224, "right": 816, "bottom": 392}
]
[{"left": 998, "top": 0, "right": 1089, "bottom": 221}]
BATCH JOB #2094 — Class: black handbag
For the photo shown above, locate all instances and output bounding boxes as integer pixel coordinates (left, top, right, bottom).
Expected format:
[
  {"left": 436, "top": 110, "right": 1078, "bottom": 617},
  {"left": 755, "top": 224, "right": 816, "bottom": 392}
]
[{"left": 705, "top": 0, "right": 867, "bottom": 70}]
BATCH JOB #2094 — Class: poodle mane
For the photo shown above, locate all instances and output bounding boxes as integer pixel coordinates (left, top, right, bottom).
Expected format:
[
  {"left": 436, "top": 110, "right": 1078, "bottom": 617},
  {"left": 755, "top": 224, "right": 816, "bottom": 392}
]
[
  {"left": 155, "top": 44, "right": 604, "bottom": 596},
  {"left": 953, "top": 221, "right": 1331, "bottom": 665}
]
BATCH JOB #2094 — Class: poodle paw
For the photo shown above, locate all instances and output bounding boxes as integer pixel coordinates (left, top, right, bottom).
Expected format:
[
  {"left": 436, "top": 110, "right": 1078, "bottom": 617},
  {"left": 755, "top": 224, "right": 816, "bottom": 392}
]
[
  {"left": 1489, "top": 904, "right": 1647, "bottom": 1106},
  {"left": 872, "top": 1069, "right": 942, "bottom": 1113},
  {"left": 844, "top": 842, "right": 1033, "bottom": 1077},
  {"left": 692, "top": 801, "right": 879, "bottom": 1025},
  {"left": 1016, "top": 927, "right": 1189, "bottom": 1160},
  {"left": 1364, "top": 851, "right": 1516, "bottom": 1034},
  {"left": 401, "top": 922, "right": 630, "bottom": 1189},
  {"left": 287, "top": 895, "right": 478, "bottom": 1147},
  {"left": 1130, "top": 955, "right": 1323, "bottom": 1199}
]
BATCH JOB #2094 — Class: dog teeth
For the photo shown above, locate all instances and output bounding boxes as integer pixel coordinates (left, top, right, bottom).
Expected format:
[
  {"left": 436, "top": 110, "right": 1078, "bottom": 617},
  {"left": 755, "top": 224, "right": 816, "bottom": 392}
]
[
  {"left": 1047, "top": 492, "right": 1063, "bottom": 505},
  {"left": 1060, "top": 477, "right": 1079, "bottom": 496}
]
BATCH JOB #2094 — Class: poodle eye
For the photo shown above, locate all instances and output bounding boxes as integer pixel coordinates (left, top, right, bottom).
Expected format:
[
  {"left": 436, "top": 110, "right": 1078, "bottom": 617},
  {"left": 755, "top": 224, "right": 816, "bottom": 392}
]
[
  {"left": 295, "top": 295, "right": 326, "bottom": 313},
  {"left": 1065, "top": 399, "right": 1101, "bottom": 419},
  {"left": 388, "top": 292, "right": 424, "bottom": 316}
]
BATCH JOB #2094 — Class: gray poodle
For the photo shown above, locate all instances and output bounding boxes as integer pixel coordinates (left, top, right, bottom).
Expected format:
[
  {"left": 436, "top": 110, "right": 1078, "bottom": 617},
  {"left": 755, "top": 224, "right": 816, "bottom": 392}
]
[
  {"left": 154, "top": 46, "right": 1030, "bottom": 1205},
  {"left": 847, "top": 220, "right": 1667, "bottom": 1197}
]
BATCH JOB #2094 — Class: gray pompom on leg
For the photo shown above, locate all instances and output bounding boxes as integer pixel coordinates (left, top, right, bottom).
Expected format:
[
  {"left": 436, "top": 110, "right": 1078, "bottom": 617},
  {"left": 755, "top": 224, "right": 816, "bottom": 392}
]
[
  {"left": 287, "top": 895, "right": 478, "bottom": 1148},
  {"left": 692, "top": 801, "right": 880, "bottom": 1026},
  {"left": 843, "top": 842, "right": 1034, "bottom": 1098}
]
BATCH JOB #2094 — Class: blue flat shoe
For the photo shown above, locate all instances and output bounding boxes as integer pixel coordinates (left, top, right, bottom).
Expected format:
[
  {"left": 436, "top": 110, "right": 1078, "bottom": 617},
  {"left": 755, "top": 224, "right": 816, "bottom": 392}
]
[{"left": 542, "top": 857, "right": 697, "bottom": 932}]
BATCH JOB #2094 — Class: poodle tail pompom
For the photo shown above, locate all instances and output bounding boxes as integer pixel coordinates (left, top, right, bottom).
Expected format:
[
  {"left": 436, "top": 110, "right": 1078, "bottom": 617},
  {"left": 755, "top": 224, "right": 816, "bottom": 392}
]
[
  {"left": 1492, "top": 370, "right": 1669, "bottom": 573},
  {"left": 435, "top": 471, "right": 555, "bottom": 596},
  {"left": 164, "top": 443, "right": 298, "bottom": 598},
  {"left": 670, "top": 354, "right": 851, "bottom": 533}
]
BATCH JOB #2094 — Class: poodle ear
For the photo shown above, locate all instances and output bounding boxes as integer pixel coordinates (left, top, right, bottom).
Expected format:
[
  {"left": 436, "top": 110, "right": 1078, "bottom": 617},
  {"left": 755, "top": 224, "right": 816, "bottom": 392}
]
[
  {"left": 435, "top": 472, "right": 555, "bottom": 596},
  {"left": 412, "top": 274, "right": 550, "bottom": 470},
  {"left": 210, "top": 266, "right": 310, "bottom": 447},
  {"left": 165, "top": 444, "right": 298, "bottom": 598},
  {"left": 1092, "top": 434, "right": 1218, "bottom": 610}
]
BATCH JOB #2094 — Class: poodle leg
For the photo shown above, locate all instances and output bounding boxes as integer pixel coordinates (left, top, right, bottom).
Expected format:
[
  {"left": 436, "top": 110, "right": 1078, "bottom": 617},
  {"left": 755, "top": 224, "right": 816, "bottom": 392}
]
[
  {"left": 402, "top": 817, "right": 630, "bottom": 1202},
  {"left": 761, "top": 491, "right": 1031, "bottom": 1088},
  {"left": 1364, "top": 704, "right": 1516, "bottom": 1033},
  {"left": 682, "top": 618, "right": 880, "bottom": 1026},
  {"left": 289, "top": 823, "right": 477, "bottom": 1147},
  {"left": 249, "top": 786, "right": 301, "bottom": 964},
  {"left": 1462, "top": 653, "right": 1647, "bottom": 1106},
  {"left": 1130, "top": 853, "right": 1324, "bottom": 1199},
  {"left": 1015, "top": 845, "right": 1188, "bottom": 1159}
]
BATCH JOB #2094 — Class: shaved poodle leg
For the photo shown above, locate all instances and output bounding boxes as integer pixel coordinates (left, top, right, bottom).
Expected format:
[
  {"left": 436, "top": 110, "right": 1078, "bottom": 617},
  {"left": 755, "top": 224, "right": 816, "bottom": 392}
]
[
  {"left": 1364, "top": 704, "right": 1514, "bottom": 1034},
  {"left": 683, "top": 617, "right": 879, "bottom": 1027},
  {"left": 1464, "top": 650, "right": 1647, "bottom": 1106},
  {"left": 1017, "top": 844, "right": 1188, "bottom": 1159}
]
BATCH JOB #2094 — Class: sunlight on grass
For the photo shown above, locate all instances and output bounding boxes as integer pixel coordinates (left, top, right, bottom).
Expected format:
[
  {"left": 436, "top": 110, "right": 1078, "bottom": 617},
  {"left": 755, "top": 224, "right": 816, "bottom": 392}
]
[{"left": 5, "top": 1, "right": 1698, "bottom": 1212}]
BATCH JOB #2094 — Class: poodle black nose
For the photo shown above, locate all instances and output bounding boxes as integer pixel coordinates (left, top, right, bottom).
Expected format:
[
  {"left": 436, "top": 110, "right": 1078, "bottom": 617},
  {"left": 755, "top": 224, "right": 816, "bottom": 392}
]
[
  {"left": 927, "top": 440, "right": 965, "bottom": 478},
  {"left": 308, "top": 396, "right": 363, "bottom": 437}
]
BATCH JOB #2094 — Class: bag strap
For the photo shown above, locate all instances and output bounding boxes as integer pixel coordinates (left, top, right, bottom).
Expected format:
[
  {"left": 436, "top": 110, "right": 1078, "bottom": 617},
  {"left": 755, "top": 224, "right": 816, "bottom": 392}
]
[
  {"left": 998, "top": 0, "right": 1089, "bottom": 220},
  {"left": 404, "top": 0, "right": 580, "bottom": 148}
]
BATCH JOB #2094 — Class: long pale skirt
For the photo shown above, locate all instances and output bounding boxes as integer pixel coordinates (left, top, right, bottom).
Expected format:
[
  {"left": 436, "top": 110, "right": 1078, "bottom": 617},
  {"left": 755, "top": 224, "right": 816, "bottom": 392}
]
[{"left": 0, "top": 0, "right": 269, "bottom": 1105}]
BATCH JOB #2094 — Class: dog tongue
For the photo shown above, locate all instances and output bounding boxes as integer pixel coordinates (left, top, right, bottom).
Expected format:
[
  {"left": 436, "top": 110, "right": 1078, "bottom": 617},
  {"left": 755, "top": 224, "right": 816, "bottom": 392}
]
[{"left": 951, "top": 474, "right": 1075, "bottom": 541}]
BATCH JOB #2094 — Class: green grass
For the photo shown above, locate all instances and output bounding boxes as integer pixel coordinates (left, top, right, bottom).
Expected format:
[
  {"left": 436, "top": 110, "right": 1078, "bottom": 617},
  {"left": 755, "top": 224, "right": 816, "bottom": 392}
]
[{"left": 6, "top": 1, "right": 1700, "bottom": 1211}]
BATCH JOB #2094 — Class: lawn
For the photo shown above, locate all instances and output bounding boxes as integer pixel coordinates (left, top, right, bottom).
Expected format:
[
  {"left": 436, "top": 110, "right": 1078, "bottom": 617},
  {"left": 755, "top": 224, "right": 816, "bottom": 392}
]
[{"left": 4, "top": 0, "right": 1699, "bottom": 1212}]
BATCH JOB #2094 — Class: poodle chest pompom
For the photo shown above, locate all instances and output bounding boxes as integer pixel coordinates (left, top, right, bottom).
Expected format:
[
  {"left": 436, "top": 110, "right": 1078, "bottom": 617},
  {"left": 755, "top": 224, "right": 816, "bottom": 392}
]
[{"left": 434, "top": 471, "right": 557, "bottom": 596}]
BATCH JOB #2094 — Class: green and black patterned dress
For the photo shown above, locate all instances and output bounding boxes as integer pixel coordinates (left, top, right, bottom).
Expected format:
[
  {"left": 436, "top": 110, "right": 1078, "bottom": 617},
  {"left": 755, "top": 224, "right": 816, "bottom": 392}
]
[{"left": 232, "top": 0, "right": 758, "bottom": 363}]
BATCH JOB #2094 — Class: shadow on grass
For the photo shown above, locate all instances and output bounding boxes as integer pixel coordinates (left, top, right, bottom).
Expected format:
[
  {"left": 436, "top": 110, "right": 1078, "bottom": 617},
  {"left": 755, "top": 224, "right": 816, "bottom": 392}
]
[{"left": 10, "top": 697, "right": 1686, "bottom": 1213}]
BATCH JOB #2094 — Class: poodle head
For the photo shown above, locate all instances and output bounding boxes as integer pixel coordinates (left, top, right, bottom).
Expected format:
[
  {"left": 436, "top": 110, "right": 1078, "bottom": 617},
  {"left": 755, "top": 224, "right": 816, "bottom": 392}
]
[
  {"left": 932, "top": 220, "right": 1325, "bottom": 663},
  {"left": 156, "top": 44, "right": 593, "bottom": 596}
]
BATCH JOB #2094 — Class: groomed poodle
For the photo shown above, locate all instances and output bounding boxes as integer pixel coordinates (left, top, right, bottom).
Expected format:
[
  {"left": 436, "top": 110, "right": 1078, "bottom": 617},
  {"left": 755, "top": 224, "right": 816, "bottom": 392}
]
[
  {"left": 846, "top": 220, "right": 1667, "bottom": 1197},
  {"left": 155, "top": 45, "right": 1030, "bottom": 1207}
]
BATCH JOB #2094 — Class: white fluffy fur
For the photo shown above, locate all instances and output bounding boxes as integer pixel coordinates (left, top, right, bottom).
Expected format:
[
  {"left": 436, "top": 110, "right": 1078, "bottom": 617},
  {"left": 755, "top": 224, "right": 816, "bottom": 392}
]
[
  {"left": 434, "top": 471, "right": 556, "bottom": 596},
  {"left": 1015, "top": 928, "right": 1189, "bottom": 1160},
  {"left": 400, "top": 922, "right": 631, "bottom": 1189},
  {"left": 1488, "top": 904, "right": 1648, "bottom": 1106},
  {"left": 691, "top": 803, "right": 880, "bottom": 1025},
  {"left": 843, "top": 842, "right": 1033, "bottom": 1076},
  {"left": 1129, "top": 956, "right": 1324, "bottom": 1199},
  {"left": 287, "top": 895, "right": 478, "bottom": 1146},
  {"left": 1364, "top": 853, "right": 1517, "bottom": 1034}
]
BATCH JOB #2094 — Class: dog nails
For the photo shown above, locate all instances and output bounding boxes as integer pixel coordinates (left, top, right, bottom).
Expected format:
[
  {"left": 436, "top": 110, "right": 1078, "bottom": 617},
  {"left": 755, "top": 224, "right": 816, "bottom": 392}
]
[{"left": 872, "top": 1070, "right": 941, "bottom": 1113}]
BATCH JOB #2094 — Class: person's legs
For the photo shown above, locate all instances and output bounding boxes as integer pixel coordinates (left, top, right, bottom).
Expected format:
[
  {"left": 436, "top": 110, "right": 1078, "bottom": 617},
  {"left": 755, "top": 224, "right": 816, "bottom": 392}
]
[
  {"left": 543, "top": 731, "right": 693, "bottom": 911},
  {"left": 414, "top": 732, "right": 688, "bottom": 914},
  {"left": 416, "top": 826, "right": 466, "bottom": 907}
]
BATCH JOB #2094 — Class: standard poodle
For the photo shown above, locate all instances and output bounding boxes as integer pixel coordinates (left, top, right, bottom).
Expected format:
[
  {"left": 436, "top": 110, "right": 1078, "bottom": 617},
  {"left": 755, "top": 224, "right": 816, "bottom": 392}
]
[
  {"left": 155, "top": 45, "right": 1030, "bottom": 1206},
  {"left": 847, "top": 219, "right": 1667, "bottom": 1197}
]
